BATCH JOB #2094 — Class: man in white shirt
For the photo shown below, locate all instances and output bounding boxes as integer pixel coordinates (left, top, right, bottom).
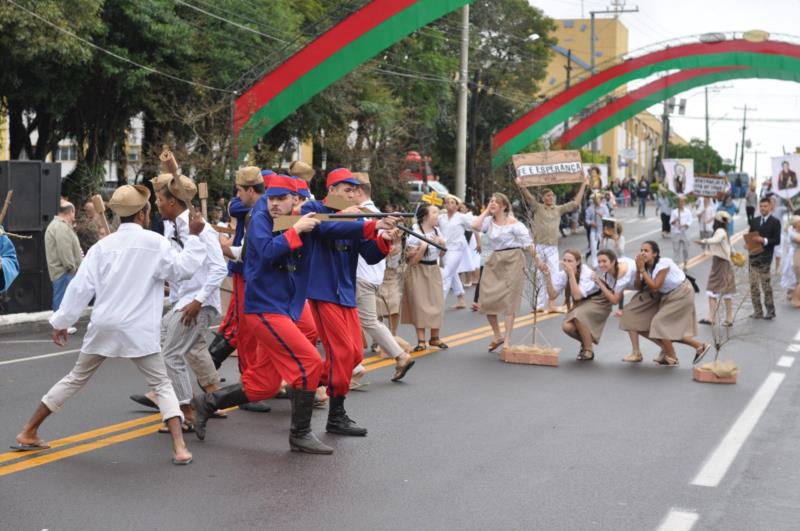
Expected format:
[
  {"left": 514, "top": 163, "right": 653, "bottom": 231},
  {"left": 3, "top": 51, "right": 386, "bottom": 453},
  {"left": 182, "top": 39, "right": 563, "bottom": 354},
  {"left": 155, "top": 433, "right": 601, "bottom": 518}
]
[
  {"left": 12, "top": 185, "right": 206, "bottom": 465},
  {"left": 670, "top": 196, "right": 693, "bottom": 270},
  {"left": 129, "top": 175, "right": 227, "bottom": 429},
  {"left": 352, "top": 178, "right": 415, "bottom": 383}
]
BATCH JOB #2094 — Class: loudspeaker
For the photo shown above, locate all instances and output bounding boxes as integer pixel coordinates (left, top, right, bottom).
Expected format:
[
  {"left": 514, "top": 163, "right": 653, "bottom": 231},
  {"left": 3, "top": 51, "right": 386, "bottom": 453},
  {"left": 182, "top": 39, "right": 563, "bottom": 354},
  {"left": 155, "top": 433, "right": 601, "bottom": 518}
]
[
  {"left": 0, "top": 161, "right": 61, "bottom": 232},
  {"left": 41, "top": 163, "right": 62, "bottom": 221},
  {"left": 0, "top": 271, "right": 52, "bottom": 314},
  {"left": 11, "top": 231, "right": 46, "bottom": 273}
]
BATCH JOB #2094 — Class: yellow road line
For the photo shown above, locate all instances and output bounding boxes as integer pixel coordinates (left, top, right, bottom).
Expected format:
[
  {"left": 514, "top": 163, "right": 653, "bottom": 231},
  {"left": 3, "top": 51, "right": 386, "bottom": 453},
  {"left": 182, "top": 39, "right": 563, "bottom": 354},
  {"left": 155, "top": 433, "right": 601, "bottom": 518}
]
[{"left": 0, "top": 241, "right": 727, "bottom": 476}]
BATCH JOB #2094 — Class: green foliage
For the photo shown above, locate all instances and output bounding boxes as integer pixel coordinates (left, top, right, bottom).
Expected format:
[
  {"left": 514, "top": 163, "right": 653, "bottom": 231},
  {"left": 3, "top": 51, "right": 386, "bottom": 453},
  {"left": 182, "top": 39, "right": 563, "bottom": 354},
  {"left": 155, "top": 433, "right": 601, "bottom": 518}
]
[{"left": 667, "top": 138, "right": 725, "bottom": 175}]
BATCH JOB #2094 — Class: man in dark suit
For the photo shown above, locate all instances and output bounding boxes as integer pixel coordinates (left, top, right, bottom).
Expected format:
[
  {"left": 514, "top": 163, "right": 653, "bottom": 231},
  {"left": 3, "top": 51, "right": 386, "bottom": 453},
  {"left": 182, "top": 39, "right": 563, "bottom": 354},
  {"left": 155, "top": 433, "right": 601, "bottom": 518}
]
[{"left": 748, "top": 197, "right": 782, "bottom": 319}]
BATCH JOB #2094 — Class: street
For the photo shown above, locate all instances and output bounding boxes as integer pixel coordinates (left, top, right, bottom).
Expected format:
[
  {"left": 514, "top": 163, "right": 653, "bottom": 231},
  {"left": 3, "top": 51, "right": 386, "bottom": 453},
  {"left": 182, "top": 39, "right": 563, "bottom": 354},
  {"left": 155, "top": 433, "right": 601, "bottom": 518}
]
[{"left": 1, "top": 205, "right": 798, "bottom": 531}]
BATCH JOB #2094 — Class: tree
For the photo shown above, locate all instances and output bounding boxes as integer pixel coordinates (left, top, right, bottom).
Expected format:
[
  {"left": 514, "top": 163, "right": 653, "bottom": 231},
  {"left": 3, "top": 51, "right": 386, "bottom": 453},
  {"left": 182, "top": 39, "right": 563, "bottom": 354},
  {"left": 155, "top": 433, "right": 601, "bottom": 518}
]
[{"left": 667, "top": 138, "right": 729, "bottom": 174}]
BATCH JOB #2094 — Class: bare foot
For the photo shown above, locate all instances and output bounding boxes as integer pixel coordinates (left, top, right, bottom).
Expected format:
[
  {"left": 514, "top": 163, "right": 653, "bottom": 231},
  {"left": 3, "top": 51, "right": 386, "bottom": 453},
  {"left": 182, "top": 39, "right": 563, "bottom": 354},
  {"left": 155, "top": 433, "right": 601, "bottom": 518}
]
[{"left": 172, "top": 444, "right": 193, "bottom": 465}]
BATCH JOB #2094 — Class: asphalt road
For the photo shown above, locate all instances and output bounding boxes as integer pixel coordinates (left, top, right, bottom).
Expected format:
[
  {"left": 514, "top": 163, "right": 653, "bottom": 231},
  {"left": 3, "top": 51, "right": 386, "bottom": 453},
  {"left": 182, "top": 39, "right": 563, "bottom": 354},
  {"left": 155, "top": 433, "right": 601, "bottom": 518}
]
[{"left": 1, "top": 203, "right": 798, "bottom": 531}]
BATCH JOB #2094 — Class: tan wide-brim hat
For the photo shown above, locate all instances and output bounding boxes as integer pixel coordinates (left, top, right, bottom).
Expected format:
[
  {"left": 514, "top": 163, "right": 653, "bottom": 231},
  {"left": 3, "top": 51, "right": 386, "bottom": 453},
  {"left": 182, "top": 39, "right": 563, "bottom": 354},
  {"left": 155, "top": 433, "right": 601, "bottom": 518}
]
[
  {"left": 288, "top": 160, "right": 315, "bottom": 182},
  {"left": 108, "top": 185, "right": 151, "bottom": 217},
  {"left": 236, "top": 166, "right": 262, "bottom": 187},
  {"left": 445, "top": 193, "right": 462, "bottom": 205},
  {"left": 714, "top": 211, "right": 731, "bottom": 223},
  {"left": 167, "top": 175, "right": 198, "bottom": 204},
  {"left": 150, "top": 173, "right": 174, "bottom": 192}
]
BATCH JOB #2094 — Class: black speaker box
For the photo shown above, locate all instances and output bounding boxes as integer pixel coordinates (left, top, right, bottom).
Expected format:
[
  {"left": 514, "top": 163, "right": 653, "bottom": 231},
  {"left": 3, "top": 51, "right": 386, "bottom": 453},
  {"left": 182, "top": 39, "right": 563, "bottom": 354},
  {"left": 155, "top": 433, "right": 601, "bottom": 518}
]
[
  {"left": 0, "top": 160, "right": 61, "bottom": 232},
  {"left": 41, "top": 163, "right": 62, "bottom": 221},
  {"left": 11, "top": 231, "right": 47, "bottom": 273},
  {"left": 1, "top": 271, "right": 52, "bottom": 314}
]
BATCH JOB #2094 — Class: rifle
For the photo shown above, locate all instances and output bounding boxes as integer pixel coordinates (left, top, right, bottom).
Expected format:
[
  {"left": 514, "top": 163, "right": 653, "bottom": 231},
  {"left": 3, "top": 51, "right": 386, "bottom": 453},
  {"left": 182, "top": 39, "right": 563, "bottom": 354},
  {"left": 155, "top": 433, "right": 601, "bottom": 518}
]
[{"left": 272, "top": 212, "right": 447, "bottom": 251}]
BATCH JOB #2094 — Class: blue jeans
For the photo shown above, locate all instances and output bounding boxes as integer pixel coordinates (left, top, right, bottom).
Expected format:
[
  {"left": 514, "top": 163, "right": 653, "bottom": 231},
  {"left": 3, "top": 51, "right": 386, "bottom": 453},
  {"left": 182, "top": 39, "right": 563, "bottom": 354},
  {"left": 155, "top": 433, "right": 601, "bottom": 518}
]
[
  {"left": 52, "top": 273, "right": 75, "bottom": 311},
  {"left": 638, "top": 198, "right": 647, "bottom": 217}
]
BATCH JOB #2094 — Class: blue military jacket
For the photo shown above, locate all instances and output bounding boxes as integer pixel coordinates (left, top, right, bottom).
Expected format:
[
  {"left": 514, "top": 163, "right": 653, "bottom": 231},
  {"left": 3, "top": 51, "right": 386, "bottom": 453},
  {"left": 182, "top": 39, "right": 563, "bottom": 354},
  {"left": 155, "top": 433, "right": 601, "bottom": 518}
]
[{"left": 300, "top": 200, "right": 388, "bottom": 308}]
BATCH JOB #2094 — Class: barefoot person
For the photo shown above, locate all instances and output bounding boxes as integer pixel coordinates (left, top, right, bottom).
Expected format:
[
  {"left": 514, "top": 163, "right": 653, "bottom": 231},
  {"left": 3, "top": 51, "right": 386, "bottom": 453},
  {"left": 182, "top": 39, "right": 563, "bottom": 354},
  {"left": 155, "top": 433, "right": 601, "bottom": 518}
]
[
  {"left": 542, "top": 249, "right": 601, "bottom": 361},
  {"left": 635, "top": 241, "right": 710, "bottom": 366},
  {"left": 401, "top": 203, "right": 448, "bottom": 352},
  {"left": 471, "top": 193, "right": 535, "bottom": 353},
  {"left": 518, "top": 176, "right": 588, "bottom": 312},
  {"left": 438, "top": 194, "right": 474, "bottom": 309},
  {"left": 13, "top": 185, "right": 205, "bottom": 465}
]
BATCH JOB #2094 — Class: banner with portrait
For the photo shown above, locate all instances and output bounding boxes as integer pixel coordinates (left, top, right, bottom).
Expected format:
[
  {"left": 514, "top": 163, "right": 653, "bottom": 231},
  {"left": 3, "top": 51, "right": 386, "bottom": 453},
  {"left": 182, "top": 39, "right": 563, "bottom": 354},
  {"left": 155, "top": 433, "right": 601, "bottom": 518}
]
[
  {"left": 663, "top": 159, "right": 694, "bottom": 194},
  {"left": 584, "top": 164, "right": 608, "bottom": 190},
  {"left": 771, "top": 155, "right": 800, "bottom": 199}
]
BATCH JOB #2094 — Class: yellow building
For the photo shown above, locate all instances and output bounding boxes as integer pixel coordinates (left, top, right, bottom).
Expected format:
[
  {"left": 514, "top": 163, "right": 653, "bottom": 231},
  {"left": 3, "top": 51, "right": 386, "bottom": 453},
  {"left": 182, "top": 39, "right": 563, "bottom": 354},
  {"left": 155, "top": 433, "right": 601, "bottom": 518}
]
[
  {"left": 0, "top": 108, "right": 8, "bottom": 160},
  {"left": 544, "top": 18, "right": 685, "bottom": 182}
]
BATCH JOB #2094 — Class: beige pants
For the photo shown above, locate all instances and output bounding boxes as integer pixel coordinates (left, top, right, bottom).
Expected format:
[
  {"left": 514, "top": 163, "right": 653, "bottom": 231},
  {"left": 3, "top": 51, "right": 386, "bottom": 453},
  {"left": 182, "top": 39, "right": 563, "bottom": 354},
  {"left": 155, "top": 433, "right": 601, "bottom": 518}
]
[
  {"left": 185, "top": 330, "right": 220, "bottom": 389},
  {"left": 42, "top": 353, "right": 183, "bottom": 422},
  {"left": 356, "top": 278, "right": 404, "bottom": 358}
]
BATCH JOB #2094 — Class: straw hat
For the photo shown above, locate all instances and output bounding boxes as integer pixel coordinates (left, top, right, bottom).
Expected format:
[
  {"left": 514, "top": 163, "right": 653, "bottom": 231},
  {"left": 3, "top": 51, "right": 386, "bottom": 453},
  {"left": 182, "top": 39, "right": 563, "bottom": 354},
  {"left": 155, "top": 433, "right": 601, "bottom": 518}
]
[
  {"left": 236, "top": 166, "right": 262, "bottom": 187},
  {"left": 108, "top": 185, "right": 151, "bottom": 217},
  {"left": 167, "top": 175, "right": 197, "bottom": 204},
  {"left": 289, "top": 160, "right": 315, "bottom": 182},
  {"left": 149, "top": 173, "right": 174, "bottom": 192}
]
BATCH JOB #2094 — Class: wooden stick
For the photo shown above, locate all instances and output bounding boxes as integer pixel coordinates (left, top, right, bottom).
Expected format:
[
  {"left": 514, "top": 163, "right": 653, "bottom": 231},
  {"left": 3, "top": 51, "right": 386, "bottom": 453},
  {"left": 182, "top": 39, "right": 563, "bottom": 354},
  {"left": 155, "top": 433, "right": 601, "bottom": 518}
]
[
  {"left": 0, "top": 190, "right": 12, "bottom": 227},
  {"left": 91, "top": 194, "right": 113, "bottom": 235},
  {"left": 2, "top": 230, "right": 32, "bottom": 240},
  {"left": 212, "top": 225, "right": 235, "bottom": 235},
  {"left": 198, "top": 182, "right": 208, "bottom": 220},
  {"left": 159, "top": 147, "right": 179, "bottom": 175}
]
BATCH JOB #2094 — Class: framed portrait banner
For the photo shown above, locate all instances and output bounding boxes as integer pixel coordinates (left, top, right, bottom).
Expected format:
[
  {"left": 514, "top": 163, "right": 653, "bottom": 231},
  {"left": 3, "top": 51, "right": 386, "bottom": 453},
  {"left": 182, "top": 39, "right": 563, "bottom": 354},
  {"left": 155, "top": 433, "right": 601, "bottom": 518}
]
[
  {"left": 771, "top": 155, "right": 800, "bottom": 199},
  {"left": 663, "top": 159, "right": 694, "bottom": 194}
]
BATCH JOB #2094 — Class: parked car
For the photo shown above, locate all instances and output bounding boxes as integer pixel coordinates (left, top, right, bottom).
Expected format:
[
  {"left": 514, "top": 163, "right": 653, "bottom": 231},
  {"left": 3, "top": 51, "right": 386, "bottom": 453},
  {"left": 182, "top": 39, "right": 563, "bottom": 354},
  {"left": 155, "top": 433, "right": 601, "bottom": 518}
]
[{"left": 405, "top": 179, "right": 450, "bottom": 203}]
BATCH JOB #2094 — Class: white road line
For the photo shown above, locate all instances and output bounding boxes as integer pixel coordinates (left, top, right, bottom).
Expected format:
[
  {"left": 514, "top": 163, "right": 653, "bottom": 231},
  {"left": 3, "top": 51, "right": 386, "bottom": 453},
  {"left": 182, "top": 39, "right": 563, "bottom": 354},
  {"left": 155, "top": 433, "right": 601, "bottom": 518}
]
[
  {"left": 786, "top": 343, "right": 800, "bottom": 353},
  {"left": 691, "top": 371, "right": 786, "bottom": 487},
  {"left": 656, "top": 509, "right": 699, "bottom": 531},
  {"left": 2, "top": 339, "right": 59, "bottom": 344},
  {"left": 626, "top": 227, "right": 664, "bottom": 244},
  {"left": 777, "top": 356, "right": 795, "bottom": 368},
  {"left": 0, "top": 349, "right": 81, "bottom": 366}
]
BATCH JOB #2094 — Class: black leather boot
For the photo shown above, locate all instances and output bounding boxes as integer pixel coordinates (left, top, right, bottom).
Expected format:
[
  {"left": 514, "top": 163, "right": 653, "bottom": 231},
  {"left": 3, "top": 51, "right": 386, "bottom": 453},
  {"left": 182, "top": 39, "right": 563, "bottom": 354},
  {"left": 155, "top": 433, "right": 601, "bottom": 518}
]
[
  {"left": 239, "top": 400, "right": 272, "bottom": 413},
  {"left": 326, "top": 396, "right": 367, "bottom": 436},
  {"left": 289, "top": 389, "right": 333, "bottom": 454},
  {"left": 192, "top": 383, "right": 248, "bottom": 440},
  {"left": 208, "top": 333, "right": 236, "bottom": 370}
]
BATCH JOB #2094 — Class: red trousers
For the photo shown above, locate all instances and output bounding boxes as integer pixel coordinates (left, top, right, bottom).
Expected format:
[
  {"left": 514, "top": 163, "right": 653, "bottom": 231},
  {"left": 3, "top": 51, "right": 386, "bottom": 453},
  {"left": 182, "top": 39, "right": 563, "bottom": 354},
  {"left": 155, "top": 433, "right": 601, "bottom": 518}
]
[
  {"left": 240, "top": 304, "right": 322, "bottom": 401},
  {"left": 217, "top": 273, "right": 258, "bottom": 372},
  {"left": 218, "top": 272, "right": 244, "bottom": 349},
  {"left": 308, "top": 300, "right": 363, "bottom": 398}
]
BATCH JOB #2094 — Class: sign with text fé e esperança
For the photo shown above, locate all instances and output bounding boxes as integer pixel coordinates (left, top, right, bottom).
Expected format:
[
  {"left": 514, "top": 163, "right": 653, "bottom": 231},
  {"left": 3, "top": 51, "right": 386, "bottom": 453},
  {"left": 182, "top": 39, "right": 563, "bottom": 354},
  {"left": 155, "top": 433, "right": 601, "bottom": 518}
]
[{"left": 513, "top": 151, "right": 584, "bottom": 187}]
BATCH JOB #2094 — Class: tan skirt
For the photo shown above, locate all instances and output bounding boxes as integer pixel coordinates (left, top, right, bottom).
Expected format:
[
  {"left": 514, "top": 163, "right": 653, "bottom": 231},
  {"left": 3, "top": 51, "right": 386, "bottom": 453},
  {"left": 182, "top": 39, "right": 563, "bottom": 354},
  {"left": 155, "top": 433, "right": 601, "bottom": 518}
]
[
  {"left": 479, "top": 249, "right": 526, "bottom": 315},
  {"left": 619, "top": 290, "right": 662, "bottom": 332},
  {"left": 564, "top": 294, "right": 613, "bottom": 344},
  {"left": 793, "top": 249, "right": 800, "bottom": 279},
  {"left": 706, "top": 256, "right": 736, "bottom": 295},
  {"left": 401, "top": 263, "right": 443, "bottom": 329},
  {"left": 649, "top": 281, "right": 698, "bottom": 340},
  {"left": 377, "top": 268, "right": 402, "bottom": 316}
]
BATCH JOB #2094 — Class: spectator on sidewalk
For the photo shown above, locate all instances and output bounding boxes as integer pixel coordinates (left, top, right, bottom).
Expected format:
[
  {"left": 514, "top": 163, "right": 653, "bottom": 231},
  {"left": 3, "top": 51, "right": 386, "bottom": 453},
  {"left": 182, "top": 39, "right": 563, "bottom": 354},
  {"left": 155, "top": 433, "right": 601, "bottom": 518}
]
[
  {"left": 637, "top": 177, "right": 649, "bottom": 217},
  {"left": 45, "top": 200, "right": 82, "bottom": 313},
  {"left": 670, "top": 196, "right": 693, "bottom": 271},
  {"left": 1, "top": 226, "right": 19, "bottom": 294},
  {"left": 656, "top": 190, "right": 672, "bottom": 238}
]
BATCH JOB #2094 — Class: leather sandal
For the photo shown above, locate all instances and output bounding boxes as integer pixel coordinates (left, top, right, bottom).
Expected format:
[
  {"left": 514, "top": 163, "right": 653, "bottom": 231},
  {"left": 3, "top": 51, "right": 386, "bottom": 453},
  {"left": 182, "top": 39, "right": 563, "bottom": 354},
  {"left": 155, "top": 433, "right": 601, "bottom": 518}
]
[
  {"left": 622, "top": 351, "right": 643, "bottom": 363},
  {"left": 655, "top": 356, "right": 679, "bottom": 366},
  {"left": 488, "top": 338, "right": 505, "bottom": 352},
  {"left": 412, "top": 341, "right": 427, "bottom": 352},
  {"left": 429, "top": 337, "right": 449, "bottom": 350},
  {"left": 576, "top": 349, "right": 595, "bottom": 361}
]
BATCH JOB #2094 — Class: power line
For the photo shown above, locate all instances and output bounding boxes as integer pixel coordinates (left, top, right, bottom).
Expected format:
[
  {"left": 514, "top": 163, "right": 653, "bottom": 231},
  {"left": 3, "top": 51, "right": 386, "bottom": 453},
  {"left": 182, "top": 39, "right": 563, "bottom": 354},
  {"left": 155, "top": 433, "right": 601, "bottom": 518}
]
[
  {"left": 5, "top": 0, "right": 236, "bottom": 94},
  {"left": 175, "top": 0, "right": 289, "bottom": 43}
]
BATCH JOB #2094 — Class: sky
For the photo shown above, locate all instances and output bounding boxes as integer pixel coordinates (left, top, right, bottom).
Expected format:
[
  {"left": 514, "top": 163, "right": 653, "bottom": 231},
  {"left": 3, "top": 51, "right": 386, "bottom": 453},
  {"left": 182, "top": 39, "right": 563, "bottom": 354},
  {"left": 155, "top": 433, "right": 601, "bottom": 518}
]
[{"left": 527, "top": 0, "right": 800, "bottom": 181}]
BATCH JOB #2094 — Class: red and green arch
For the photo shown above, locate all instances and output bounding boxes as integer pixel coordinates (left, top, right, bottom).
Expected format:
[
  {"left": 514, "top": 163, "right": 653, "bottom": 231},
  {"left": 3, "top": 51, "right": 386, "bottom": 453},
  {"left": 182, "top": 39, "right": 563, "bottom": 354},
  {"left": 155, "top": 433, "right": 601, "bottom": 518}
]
[
  {"left": 492, "top": 39, "right": 800, "bottom": 168},
  {"left": 559, "top": 63, "right": 800, "bottom": 148},
  {"left": 233, "top": 0, "right": 473, "bottom": 161}
]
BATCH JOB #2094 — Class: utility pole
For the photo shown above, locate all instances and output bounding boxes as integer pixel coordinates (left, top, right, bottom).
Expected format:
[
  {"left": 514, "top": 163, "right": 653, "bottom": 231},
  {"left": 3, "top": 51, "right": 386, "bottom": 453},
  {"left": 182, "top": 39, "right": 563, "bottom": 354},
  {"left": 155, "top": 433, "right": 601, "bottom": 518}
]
[
  {"left": 589, "top": 2, "right": 639, "bottom": 157},
  {"left": 563, "top": 49, "right": 573, "bottom": 135},
  {"left": 705, "top": 87, "right": 709, "bottom": 145},
  {"left": 661, "top": 99, "right": 671, "bottom": 163},
  {"left": 735, "top": 104, "right": 756, "bottom": 174},
  {"left": 733, "top": 142, "right": 738, "bottom": 171},
  {"left": 454, "top": 5, "right": 469, "bottom": 200}
]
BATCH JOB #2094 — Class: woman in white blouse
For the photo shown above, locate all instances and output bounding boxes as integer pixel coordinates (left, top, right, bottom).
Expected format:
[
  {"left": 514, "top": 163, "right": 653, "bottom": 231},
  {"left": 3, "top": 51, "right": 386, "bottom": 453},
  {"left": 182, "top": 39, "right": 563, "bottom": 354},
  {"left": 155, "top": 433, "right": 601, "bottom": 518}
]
[
  {"left": 542, "top": 249, "right": 601, "bottom": 360},
  {"left": 635, "top": 241, "right": 709, "bottom": 366},
  {"left": 695, "top": 211, "right": 736, "bottom": 326},
  {"left": 438, "top": 195, "right": 474, "bottom": 309},
  {"left": 471, "top": 193, "right": 535, "bottom": 352},
  {"left": 593, "top": 249, "right": 636, "bottom": 314},
  {"left": 401, "top": 204, "right": 449, "bottom": 351}
]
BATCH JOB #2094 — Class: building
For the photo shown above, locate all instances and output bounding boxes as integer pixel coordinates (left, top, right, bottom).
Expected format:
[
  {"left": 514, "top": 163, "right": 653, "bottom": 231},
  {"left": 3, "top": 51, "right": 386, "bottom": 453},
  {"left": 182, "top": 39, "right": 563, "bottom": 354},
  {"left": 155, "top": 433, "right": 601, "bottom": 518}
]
[{"left": 544, "top": 17, "right": 686, "bottom": 182}]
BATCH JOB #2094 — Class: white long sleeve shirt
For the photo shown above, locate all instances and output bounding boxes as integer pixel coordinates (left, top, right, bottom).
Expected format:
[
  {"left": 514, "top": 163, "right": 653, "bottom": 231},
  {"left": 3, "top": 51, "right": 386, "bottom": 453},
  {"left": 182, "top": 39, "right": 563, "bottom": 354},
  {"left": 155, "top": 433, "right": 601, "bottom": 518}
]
[
  {"left": 49, "top": 223, "right": 205, "bottom": 358},
  {"left": 163, "top": 209, "right": 227, "bottom": 312},
  {"left": 438, "top": 211, "right": 474, "bottom": 251},
  {"left": 356, "top": 200, "right": 386, "bottom": 286}
]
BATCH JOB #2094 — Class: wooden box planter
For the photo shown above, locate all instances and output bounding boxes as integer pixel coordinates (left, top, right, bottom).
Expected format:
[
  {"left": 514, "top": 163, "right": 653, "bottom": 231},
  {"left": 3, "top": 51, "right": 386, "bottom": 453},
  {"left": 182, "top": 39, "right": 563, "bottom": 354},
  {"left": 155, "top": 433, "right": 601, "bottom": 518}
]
[{"left": 500, "top": 345, "right": 560, "bottom": 367}]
